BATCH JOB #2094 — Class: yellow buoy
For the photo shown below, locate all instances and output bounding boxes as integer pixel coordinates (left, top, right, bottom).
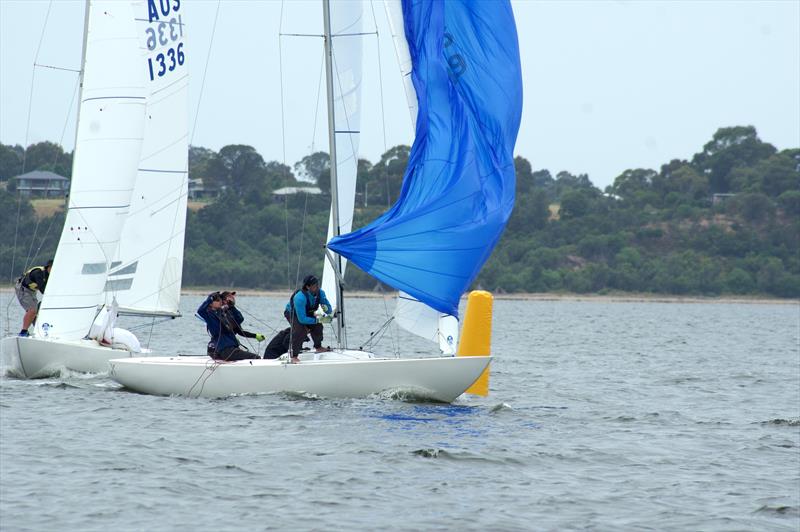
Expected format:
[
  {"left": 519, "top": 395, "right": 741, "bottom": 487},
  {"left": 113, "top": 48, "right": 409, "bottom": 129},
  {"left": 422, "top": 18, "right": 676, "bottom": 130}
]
[{"left": 457, "top": 290, "right": 493, "bottom": 396}]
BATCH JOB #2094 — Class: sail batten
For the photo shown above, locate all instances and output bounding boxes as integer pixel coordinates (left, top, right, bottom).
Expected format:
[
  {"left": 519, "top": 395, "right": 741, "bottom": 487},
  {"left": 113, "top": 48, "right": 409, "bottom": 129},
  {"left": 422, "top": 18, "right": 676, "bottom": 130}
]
[{"left": 329, "top": 0, "right": 522, "bottom": 318}]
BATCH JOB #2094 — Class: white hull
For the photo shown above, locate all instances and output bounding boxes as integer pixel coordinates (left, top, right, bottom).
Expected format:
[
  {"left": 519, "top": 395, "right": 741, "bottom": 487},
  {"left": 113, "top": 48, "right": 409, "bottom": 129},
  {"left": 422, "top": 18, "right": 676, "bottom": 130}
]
[
  {"left": 1, "top": 336, "right": 134, "bottom": 379},
  {"left": 108, "top": 352, "right": 491, "bottom": 402}
]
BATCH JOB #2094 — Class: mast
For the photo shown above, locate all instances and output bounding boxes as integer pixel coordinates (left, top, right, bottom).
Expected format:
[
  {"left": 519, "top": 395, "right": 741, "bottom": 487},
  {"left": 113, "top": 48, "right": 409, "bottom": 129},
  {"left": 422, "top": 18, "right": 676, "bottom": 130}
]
[
  {"left": 322, "top": 0, "right": 346, "bottom": 348},
  {"left": 69, "top": 0, "right": 91, "bottom": 208}
]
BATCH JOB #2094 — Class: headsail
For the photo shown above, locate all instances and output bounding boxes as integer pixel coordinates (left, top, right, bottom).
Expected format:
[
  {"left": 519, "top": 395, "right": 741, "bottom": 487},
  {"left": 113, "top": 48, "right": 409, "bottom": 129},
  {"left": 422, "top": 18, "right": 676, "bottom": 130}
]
[
  {"left": 36, "top": 1, "right": 147, "bottom": 340},
  {"left": 110, "top": 1, "right": 189, "bottom": 317},
  {"left": 328, "top": 0, "right": 523, "bottom": 317},
  {"left": 320, "top": 0, "right": 364, "bottom": 314}
]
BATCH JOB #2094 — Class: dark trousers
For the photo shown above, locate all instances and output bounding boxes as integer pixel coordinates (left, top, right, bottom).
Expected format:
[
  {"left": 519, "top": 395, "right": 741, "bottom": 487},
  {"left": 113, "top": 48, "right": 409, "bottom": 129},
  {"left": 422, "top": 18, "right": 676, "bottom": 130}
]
[
  {"left": 212, "top": 346, "right": 260, "bottom": 361},
  {"left": 284, "top": 310, "right": 323, "bottom": 355},
  {"left": 264, "top": 328, "right": 291, "bottom": 359}
]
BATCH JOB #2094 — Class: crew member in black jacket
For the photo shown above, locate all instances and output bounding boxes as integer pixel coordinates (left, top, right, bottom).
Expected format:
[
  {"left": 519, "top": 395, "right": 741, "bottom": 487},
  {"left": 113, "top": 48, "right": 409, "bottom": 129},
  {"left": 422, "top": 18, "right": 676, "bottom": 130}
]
[{"left": 15, "top": 259, "right": 53, "bottom": 337}]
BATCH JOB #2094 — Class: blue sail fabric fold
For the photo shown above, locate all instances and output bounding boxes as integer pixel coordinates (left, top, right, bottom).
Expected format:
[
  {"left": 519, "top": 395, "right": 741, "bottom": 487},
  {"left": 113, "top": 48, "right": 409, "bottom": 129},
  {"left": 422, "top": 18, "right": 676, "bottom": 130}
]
[{"left": 327, "top": 0, "right": 523, "bottom": 317}]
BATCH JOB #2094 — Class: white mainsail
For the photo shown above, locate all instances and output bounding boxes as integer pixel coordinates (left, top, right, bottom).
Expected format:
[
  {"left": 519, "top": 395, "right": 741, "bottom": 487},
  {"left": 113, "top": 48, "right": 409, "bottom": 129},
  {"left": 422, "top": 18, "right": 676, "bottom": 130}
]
[
  {"left": 320, "top": 0, "right": 364, "bottom": 314},
  {"left": 110, "top": 3, "right": 189, "bottom": 317},
  {"left": 383, "top": 0, "right": 458, "bottom": 354},
  {"left": 36, "top": 1, "right": 147, "bottom": 340}
]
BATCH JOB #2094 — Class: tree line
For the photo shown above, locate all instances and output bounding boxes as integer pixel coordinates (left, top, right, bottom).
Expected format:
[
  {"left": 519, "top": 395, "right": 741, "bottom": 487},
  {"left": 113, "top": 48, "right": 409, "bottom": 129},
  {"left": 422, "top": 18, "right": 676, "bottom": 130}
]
[{"left": 1, "top": 125, "right": 798, "bottom": 297}]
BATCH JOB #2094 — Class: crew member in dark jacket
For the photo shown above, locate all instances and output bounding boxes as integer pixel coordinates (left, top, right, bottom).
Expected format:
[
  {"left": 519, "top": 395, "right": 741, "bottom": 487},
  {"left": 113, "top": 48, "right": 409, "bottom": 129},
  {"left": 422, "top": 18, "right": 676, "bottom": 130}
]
[
  {"left": 15, "top": 259, "right": 53, "bottom": 337},
  {"left": 197, "top": 291, "right": 264, "bottom": 361},
  {"left": 284, "top": 275, "right": 333, "bottom": 363}
]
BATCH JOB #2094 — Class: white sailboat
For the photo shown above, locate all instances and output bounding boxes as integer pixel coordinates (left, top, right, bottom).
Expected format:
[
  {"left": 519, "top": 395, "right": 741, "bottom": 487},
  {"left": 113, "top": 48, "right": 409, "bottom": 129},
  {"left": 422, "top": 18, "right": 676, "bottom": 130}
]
[
  {"left": 1, "top": 0, "right": 189, "bottom": 378},
  {"left": 108, "top": 0, "right": 522, "bottom": 401}
]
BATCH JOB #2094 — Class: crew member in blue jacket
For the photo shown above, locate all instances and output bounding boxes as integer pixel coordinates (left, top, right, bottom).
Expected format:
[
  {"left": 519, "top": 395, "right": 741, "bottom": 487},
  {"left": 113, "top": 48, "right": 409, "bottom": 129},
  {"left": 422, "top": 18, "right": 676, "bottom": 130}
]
[
  {"left": 284, "top": 275, "right": 333, "bottom": 363},
  {"left": 198, "top": 291, "right": 264, "bottom": 361}
]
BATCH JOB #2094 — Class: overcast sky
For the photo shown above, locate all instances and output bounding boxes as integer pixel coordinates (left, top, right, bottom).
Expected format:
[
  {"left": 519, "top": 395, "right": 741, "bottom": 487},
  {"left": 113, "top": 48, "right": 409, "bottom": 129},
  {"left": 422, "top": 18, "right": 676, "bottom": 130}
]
[{"left": 1, "top": 0, "right": 798, "bottom": 189}]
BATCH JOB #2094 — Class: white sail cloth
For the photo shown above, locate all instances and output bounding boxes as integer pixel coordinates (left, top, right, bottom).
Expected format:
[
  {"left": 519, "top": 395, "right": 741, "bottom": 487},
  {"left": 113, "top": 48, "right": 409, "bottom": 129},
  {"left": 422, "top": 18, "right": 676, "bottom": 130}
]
[
  {"left": 321, "top": 0, "right": 364, "bottom": 313},
  {"left": 111, "top": 3, "right": 189, "bottom": 316},
  {"left": 36, "top": 1, "right": 147, "bottom": 340}
]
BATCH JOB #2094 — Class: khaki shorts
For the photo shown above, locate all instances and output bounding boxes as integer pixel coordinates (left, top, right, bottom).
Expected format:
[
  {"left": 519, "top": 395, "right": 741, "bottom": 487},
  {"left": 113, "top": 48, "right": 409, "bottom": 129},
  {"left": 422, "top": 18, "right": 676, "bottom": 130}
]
[{"left": 15, "top": 281, "right": 39, "bottom": 312}]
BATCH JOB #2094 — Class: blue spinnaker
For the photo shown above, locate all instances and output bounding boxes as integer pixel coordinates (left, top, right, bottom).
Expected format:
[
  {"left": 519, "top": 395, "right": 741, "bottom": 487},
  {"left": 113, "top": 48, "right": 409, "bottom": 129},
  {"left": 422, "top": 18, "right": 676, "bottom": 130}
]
[{"left": 327, "top": 0, "right": 523, "bottom": 317}]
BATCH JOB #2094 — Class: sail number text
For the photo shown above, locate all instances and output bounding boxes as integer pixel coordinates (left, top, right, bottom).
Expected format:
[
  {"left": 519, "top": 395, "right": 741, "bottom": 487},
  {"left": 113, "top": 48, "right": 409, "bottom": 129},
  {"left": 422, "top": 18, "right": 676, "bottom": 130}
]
[{"left": 144, "top": 1, "right": 185, "bottom": 82}]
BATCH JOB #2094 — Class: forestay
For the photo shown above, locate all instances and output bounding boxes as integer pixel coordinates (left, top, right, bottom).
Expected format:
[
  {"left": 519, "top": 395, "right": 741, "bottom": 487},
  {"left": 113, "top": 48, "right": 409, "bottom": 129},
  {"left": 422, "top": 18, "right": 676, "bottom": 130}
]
[
  {"left": 328, "top": 0, "right": 523, "bottom": 317},
  {"left": 110, "top": 0, "right": 189, "bottom": 317},
  {"left": 36, "top": 1, "right": 147, "bottom": 340}
]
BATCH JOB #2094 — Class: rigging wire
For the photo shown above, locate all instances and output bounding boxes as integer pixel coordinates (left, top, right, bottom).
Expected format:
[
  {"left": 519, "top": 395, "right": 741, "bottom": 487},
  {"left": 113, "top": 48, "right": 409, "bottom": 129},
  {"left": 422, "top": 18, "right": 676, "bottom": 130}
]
[
  {"left": 278, "top": 0, "right": 287, "bottom": 165},
  {"left": 189, "top": 0, "right": 221, "bottom": 145},
  {"left": 310, "top": 47, "right": 325, "bottom": 154},
  {"left": 369, "top": 1, "right": 389, "bottom": 153},
  {"left": 284, "top": 195, "right": 291, "bottom": 292},
  {"left": 293, "top": 192, "right": 310, "bottom": 288},
  {"left": 24, "top": 74, "right": 81, "bottom": 271},
  {"left": 8, "top": 0, "right": 54, "bottom": 293}
]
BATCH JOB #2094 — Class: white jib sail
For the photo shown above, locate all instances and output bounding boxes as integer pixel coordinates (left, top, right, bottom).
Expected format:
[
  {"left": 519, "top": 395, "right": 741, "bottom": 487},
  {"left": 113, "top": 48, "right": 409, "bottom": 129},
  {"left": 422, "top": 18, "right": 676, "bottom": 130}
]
[
  {"left": 109, "top": 1, "right": 189, "bottom": 317},
  {"left": 383, "top": 0, "right": 458, "bottom": 354},
  {"left": 36, "top": 0, "right": 147, "bottom": 341},
  {"left": 321, "top": 0, "right": 364, "bottom": 313}
]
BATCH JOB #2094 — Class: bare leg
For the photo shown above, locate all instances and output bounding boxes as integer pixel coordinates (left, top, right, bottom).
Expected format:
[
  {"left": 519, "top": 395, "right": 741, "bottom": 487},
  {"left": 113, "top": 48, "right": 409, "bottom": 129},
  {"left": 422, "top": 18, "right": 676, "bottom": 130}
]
[{"left": 22, "top": 309, "right": 37, "bottom": 331}]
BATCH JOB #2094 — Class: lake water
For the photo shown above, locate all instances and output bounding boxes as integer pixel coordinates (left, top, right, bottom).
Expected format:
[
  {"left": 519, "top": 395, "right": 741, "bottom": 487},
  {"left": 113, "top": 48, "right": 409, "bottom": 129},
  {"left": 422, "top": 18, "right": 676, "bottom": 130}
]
[{"left": 1, "top": 294, "right": 799, "bottom": 531}]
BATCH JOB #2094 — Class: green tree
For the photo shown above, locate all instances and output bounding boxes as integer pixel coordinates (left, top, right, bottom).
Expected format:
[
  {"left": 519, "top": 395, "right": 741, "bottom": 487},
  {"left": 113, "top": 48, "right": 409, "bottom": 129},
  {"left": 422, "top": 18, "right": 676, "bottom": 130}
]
[
  {"left": 514, "top": 156, "right": 533, "bottom": 194},
  {"left": 294, "top": 151, "right": 330, "bottom": 192},
  {"left": 369, "top": 145, "right": 409, "bottom": 206},
  {"left": 204, "top": 145, "right": 268, "bottom": 198},
  {"left": 559, "top": 189, "right": 591, "bottom": 218},
  {"left": 727, "top": 192, "right": 775, "bottom": 224},
  {"left": 778, "top": 190, "right": 800, "bottom": 216},
  {"left": 23, "top": 141, "right": 72, "bottom": 177},
  {"left": 0, "top": 143, "right": 24, "bottom": 181},
  {"left": 609, "top": 168, "right": 657, "bottom": 201},
  {"left": 691, "top": 126, "right": 776, "bottom": 193}
]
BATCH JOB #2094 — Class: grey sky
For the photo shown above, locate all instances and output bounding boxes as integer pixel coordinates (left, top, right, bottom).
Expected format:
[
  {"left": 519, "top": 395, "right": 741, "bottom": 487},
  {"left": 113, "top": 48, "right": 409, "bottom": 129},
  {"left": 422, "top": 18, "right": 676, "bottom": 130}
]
[{"left": 1, "top": 0, "right": 798, "bottom": 189}]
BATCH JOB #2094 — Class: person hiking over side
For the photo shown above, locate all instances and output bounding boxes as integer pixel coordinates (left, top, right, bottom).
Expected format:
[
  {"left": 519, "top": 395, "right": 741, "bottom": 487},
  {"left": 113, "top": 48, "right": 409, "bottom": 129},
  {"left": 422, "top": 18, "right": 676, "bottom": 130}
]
[
  {"left": 284, "top": 275, "right": 333, "bottom": 363},
  {"left": 197, "top": 291, "right": 265, "bottom": 361},
  {"left": 15, "top": 259, "right": 53, "bottom": 337}
]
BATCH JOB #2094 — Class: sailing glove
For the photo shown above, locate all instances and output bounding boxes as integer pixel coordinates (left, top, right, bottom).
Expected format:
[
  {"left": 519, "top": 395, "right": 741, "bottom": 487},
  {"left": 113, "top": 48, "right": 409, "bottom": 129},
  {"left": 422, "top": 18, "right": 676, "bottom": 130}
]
[
  {"left": 255, "top": 333, "right": 265, "bottom": 341},
  {"left": 318, "top": 316, "right": 332, "bottom": 324}
]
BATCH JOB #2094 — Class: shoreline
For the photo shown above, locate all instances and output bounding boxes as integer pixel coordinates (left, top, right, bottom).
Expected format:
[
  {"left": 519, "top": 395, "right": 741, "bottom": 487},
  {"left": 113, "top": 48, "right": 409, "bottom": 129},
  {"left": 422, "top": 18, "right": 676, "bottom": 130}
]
[
  {"left": 1, "top": 286, "right": 794, "bottom": 305},
  {"left": 178, "top": 288, "right": 796, "bottom": 305}
]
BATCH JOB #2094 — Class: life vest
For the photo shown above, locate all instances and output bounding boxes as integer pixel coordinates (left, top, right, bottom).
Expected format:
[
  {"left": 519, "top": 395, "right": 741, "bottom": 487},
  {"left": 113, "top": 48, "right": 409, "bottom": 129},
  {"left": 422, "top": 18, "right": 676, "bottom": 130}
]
[
  {"left": 288, "top": 289, "right": 319, "bottom": 321},
  {"left": 19, "top": 266, "right": 46, "bottom": 291}
]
